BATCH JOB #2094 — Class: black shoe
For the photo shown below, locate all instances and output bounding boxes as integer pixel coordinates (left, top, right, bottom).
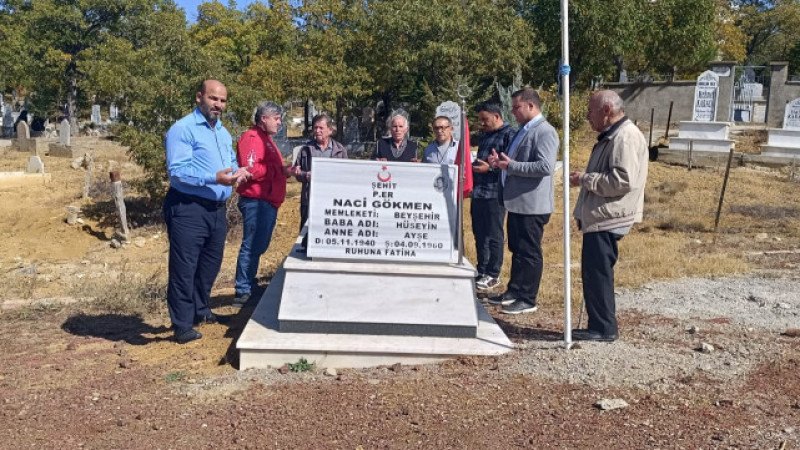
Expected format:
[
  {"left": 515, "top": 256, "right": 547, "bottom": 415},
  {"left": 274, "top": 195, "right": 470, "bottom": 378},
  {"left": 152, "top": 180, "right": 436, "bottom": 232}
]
[
  {"left": 487, "top": 294, "right": 516, "bottom": 306},
  {"left": 501, "top": 300, "right": 538, "bottom": 315},
  {"left": 195, "top": 314, "right": 229, "bottom": 325},
  {"left": 232, "top": 293, "right": 250, "bottom": 309},
  {"left": 174, "top": 328, "right": 202, "bottom": 344},
  {"left": 571, "top": 329, "right": 618, "bottom": 342}
]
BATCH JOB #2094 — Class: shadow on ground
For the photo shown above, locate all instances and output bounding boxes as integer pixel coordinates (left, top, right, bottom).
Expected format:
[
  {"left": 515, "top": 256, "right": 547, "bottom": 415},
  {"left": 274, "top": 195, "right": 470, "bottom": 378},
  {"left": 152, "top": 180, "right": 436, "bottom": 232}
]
[
  {"left": 62, "top": 313, "right": 171, "bottom": 345},
  {"left": 493, "top": 316, "right": 564, "bottom": 342}
]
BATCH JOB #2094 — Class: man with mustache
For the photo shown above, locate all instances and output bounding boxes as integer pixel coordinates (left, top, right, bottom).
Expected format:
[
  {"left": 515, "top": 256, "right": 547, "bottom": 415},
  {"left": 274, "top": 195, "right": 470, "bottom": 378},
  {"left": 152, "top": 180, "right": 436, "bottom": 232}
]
[
  {"left": 294, "top": 113, "right": 348, "bottom": 253},
  {"left": 163, "top": 79, "right": 251, "bottom": 344},
  {"left": 233, "top": 101, "right": 298, "bottom": 307}
]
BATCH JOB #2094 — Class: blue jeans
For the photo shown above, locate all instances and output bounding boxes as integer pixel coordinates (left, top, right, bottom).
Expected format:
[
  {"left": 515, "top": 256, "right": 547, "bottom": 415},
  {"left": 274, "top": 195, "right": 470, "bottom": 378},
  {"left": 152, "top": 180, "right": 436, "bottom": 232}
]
[{"left": 234, "top": 197, "right": 278, "bottom": 296}]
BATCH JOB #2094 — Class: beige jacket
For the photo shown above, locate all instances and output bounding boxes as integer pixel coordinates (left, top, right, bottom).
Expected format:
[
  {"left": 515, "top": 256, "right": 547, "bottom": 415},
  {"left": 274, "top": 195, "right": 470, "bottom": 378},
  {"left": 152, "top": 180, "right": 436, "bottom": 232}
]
[{"left": 573, "top": 118, "right": 649, "bottom": 233}]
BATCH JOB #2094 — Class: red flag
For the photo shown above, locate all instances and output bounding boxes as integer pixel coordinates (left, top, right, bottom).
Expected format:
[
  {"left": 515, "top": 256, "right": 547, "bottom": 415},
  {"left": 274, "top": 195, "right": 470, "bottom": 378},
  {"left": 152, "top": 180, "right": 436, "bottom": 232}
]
[{"left": 456, "top": 119, "right": 473, "bottom": 197}]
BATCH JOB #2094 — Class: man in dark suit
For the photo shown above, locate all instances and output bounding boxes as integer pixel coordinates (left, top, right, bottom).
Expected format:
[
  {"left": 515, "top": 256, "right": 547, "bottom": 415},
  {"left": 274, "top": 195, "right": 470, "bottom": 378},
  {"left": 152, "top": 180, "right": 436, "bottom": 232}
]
[{"left": 487, "top": 87, "right": 559, "bottom": 314}]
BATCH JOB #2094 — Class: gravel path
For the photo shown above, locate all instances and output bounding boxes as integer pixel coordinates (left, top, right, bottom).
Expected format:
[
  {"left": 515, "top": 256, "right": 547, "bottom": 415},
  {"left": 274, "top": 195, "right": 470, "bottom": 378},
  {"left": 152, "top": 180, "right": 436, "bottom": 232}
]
[{"left": 503, "top": 275, "right": 799, "bottom": 390}]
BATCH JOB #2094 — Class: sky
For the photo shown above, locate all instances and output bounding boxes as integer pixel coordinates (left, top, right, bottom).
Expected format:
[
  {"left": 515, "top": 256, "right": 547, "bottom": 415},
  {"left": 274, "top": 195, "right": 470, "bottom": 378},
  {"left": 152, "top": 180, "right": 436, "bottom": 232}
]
[{"left": 173, "top": 0, "right": 260, "bottom": 22}]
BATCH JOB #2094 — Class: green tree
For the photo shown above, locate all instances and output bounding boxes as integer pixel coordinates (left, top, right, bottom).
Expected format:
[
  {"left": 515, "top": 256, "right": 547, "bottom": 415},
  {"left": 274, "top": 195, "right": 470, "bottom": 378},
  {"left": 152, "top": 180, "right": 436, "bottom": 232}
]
[
  {"left": 736, "top": 0, "right": 800, "bottom": 65},
  {"left": 521, "top": 0, "right": 717, "bottom": 86},
  {"left": 358, "top": 0, "right": 533, "bottom": 135}
]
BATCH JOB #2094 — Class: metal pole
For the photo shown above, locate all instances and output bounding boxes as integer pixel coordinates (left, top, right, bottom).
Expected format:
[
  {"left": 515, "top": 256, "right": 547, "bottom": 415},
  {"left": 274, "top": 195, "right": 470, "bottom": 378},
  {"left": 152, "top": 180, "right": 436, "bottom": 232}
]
[
  {"left": 648, "top": 108, "right": 654, "bottom": 148},
  {"left": 560, "top": 0, "right": 572, "bottom": 349},
  {"left": 688, "top": 140, "right": 693, "bottom": 171},
  {"left": 714, "top": 147, "right": 735, "bottom": 233}
]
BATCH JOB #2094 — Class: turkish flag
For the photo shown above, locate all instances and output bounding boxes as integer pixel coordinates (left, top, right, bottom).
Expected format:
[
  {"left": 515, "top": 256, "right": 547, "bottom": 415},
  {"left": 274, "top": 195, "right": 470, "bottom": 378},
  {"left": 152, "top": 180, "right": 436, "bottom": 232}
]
[{"left": 456, "top": 119, "right": 473, "bottom": 198}]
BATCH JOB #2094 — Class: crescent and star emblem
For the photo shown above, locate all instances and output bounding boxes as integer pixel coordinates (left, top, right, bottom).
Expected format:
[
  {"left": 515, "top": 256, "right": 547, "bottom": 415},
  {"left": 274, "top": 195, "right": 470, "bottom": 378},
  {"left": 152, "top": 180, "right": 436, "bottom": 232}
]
[{"left": 377, "top": 165, "right": 391, "bottom": 182}]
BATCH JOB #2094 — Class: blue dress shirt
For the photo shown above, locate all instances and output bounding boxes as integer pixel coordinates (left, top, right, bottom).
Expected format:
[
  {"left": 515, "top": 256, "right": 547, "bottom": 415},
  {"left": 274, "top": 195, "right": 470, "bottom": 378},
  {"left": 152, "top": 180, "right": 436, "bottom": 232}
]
[{"left": 165, "top": 108, "right": 239, "bottom": 201}]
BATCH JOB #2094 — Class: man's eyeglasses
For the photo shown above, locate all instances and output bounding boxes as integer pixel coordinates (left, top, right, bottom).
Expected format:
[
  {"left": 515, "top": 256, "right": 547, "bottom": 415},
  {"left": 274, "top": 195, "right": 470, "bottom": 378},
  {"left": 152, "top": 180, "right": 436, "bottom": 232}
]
[{"left": 433, "top": 126, "right": 451, "bottom": 131}]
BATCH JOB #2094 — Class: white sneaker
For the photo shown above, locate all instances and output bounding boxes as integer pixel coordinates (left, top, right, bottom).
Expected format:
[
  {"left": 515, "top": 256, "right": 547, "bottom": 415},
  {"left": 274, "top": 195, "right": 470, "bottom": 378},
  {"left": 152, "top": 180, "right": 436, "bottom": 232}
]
[{"left": 476, "top": 276, "right": 500, "bottom": 290}]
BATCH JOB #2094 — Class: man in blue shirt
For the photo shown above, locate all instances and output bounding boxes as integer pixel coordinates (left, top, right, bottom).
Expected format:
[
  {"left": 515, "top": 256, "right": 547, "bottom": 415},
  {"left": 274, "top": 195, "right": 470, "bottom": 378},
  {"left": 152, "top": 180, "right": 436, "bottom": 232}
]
[{"left": 163, "top": 79, "right": 251, "bottom": 344}]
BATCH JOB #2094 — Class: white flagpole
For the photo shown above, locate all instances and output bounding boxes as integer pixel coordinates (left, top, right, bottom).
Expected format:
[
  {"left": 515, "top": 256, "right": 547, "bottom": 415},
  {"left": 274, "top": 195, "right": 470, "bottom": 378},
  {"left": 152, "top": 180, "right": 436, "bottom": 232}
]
[{"left": 561, "top": 0, "right": 573, "bottom": 348}]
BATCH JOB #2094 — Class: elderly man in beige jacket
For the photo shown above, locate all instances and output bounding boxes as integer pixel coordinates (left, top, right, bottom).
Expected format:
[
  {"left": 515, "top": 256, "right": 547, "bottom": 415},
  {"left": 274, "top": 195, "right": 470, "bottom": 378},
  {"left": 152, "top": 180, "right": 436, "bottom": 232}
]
[{"left": 569, "top": 90, "right": 649, "bottom": 342}]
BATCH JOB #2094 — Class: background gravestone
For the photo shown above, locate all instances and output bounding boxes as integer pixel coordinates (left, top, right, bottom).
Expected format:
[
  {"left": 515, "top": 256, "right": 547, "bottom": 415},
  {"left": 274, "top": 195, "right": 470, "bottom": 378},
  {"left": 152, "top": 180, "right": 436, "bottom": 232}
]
[
  {"left": 435, "top": 101, "right": 462, "bottom": 141},
  {"left": 2, "top": 106, "right": 14, "bottom": 138},
  {"left": 60, "top": 119, "right": 71, "bottom": 146},
  {"left": 91, "top": 105, "right": 101, "bottom": 125},
  {"left": 343, "top": 115, "right": 360, "bottom": 145},
  {"left": 361, "top": 106, "right": 375, "bottom": 142},
  {"left": 110, "top": 103, "right": 119, "bottom": 121},
  {"left": 784, "top": 98, "right": 800, "bottom": 130},
  {"left": 692, "top": 70, "right": 720, "bottom": 122}
]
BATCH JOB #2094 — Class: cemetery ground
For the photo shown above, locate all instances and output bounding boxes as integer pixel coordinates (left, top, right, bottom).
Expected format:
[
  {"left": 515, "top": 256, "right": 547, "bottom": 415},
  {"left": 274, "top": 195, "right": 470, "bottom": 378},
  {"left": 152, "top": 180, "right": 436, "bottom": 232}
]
[{"left": 0, "top": 129, "right": 799, "bottom": 449}]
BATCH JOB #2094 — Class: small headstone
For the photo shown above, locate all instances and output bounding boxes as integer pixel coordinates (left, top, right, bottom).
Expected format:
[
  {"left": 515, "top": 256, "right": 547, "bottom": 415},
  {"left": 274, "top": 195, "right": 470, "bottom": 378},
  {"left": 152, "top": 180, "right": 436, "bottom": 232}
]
[
  {"left": 109, "top": 103, "right": 119, "bottom": 121},
  {"left": 783, "top": 98, "right": 800, "bottom": 130},
  {"left": 343, "top": 115, "right": 360, "bottom": 145},
  {"left": 16, "top": 121, "right": 30, "bottom": 140},
  {"left": 2, "top": 106, "right": 13, "bottom": 138},
  {"left": 693, "top": 71, "right": 720, "bottom": 122},
  {"left": 60, "top": 119, "right": 71, "bottom": 146},
  {"left": 26, "top": 156, "right": 44, "bottom": 174},
  {"left": 91, "top": 104, "right": 101, "bottom": 124},
  {"left": 435, "top": 100, "right": 462, "bottom": 140}
]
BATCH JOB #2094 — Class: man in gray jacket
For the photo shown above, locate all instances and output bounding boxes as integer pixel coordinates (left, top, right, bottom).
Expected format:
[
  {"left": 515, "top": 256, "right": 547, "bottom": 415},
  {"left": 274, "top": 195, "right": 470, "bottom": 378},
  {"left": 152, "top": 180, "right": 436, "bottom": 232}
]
[
  {"left": 487, "top": 87, "right": 559, "bottom": 314},
  {"left": 570, "top": 90, "right": 649, "bottom": 341}
]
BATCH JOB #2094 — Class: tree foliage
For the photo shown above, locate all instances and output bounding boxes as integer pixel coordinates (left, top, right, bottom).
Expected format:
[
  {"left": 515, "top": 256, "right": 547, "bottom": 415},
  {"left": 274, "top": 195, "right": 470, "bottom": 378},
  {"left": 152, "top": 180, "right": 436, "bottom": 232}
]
[{"left": 2, "top": 0, "right": 798, "bottom": 200}]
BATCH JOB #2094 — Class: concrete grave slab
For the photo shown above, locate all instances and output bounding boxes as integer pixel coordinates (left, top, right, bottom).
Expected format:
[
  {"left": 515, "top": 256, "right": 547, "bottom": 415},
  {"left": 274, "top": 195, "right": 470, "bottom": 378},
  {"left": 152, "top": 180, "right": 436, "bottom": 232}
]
[{"left": 237, "top": 253, "right": 513, "bottom": 370}]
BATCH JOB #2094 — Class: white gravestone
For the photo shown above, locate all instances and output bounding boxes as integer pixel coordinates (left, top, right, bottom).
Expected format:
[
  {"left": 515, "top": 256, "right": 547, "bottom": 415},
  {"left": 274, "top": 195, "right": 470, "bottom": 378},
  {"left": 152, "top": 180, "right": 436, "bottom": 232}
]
[
  {"left": 693, "top": 71, "right": 719, "bottom": 122},
  {"left": 308, "top": 158, "right": 458, "bottom": 263},
  {"left": 109, "top": 103, "right": 118, "bottom": 121},
  {"left": 435, "top": 101, "right": 462, "bottom": 141},
  {"left": 761, "top": 97, "right": 800, "bottom": 159},
  {"left": 784, "top": 98, "right": 800, "bottom": 130},
  {"left": 60, "top": 119, "right": 71, "bottom": 146},
  {"left": 91, "top": 105, "right": 101, "bottom": 125},
  {"left": 27, "top": 156, "right": 44, "bottom": 174}
]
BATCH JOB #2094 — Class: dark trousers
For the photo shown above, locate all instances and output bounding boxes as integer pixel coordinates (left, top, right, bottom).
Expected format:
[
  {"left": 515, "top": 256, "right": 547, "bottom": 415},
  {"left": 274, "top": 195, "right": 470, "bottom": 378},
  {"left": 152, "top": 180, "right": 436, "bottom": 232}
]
[
  {"left": 582, "top": 231, "right": 624, "bottom": 335},
  {"left": 506, "top": 212, "right": 550, "bottom": 304},
  {"left": 299, "top": 202, "right": 309, "bottom": 248},
  {"left": 470, "top": 198, "right": 506, "bottom": 278},
  {"left": 163, "top": 189, "right": 227, "bottom": 332}
]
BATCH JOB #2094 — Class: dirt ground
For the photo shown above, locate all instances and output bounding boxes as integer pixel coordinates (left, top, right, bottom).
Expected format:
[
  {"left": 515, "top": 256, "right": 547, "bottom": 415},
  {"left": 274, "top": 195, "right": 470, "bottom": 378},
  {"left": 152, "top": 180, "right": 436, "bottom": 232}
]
[{"left": 0, "top": 138, "right": 798, "bottom": 449}]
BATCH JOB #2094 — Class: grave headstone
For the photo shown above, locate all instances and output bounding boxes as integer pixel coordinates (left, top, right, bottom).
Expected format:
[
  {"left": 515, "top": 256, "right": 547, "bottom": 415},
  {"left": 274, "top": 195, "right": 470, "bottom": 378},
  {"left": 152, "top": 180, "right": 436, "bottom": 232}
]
[
  {"left": 435, "top": 101, "right": 462, "bottom": 141},
  {"left": 784, "top": 98, "right": 800, "bottom": 130},
  {"left": 2, "top": 106, "right": 14, "bottom": 138},
  {"left": 60, "top": 119, "right": 71, "bottom": 146},
  {"left": 26, "top": 156, "right": 44, "bottom": 174},
  {"left": 343, "top": 115, "right": 360, "bottom": 145},
  {"left": 110, "top": 103, "right": 119, "bottom": 121},
  {"left": 16, "top": 121, "right": 30, "bottom": 140},
  {"left": 91, "top": 104, "right": 101, "bottom": 124},
  {"left": 692, "top": 70, "right": 719, "bottom": 122},
  {"left": 308, "top": 159, "right": 458, "bottom": 263},
  {"left": 361, "top": 106, "right": 375, "bottom": 141}
]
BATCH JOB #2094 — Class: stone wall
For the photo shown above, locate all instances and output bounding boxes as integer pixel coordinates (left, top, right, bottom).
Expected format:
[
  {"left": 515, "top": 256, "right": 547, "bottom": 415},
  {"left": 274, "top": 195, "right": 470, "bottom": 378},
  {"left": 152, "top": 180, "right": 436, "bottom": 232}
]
[
  {"left": 602, "top": 80, "right": 696, "bottom": 125},
  {"left": 767, "top": 62, "right": 800, "bottom": 127},
  {"left": 601, "top": 61, "right": 800, "bottom": 127}
]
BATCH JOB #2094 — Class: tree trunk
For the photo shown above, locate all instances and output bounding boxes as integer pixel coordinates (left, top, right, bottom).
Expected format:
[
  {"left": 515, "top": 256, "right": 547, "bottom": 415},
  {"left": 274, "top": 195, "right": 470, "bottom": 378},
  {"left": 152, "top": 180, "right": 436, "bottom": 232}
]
[
  {"left": 335, "top": 97, "right": 345, "bottom": 139},
  {"left": 614, "top": 55, "right": 625, "bottom": 82},
  {"left": 67, "top": 63, "right": 79, "bottom": 136}
]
